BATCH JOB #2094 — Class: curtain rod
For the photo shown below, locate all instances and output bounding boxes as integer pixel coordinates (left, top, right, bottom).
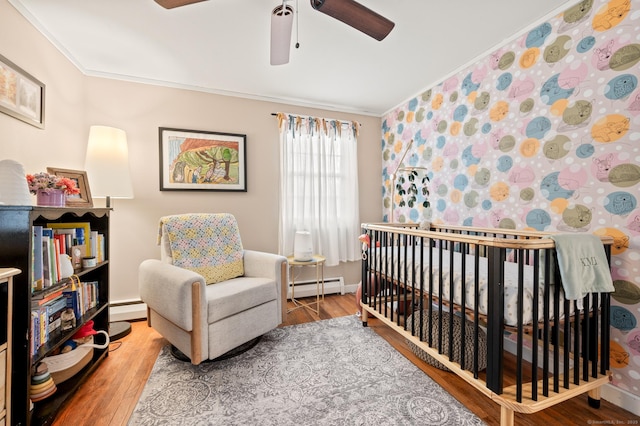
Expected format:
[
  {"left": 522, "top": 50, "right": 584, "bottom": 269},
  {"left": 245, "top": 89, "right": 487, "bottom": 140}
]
[{"left": 270, "top": 112, "right": 362, "bottom": 127}]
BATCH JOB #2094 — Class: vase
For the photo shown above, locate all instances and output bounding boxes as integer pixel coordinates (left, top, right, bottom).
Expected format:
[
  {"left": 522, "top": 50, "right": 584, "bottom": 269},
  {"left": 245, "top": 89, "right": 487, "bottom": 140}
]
[{"left": 36, "top": 189, "right": 66, "bottom": 207}]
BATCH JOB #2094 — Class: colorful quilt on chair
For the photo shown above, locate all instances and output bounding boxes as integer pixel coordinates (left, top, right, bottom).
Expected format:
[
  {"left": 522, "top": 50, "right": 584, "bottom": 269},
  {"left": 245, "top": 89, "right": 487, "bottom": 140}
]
[{"left": 159, "top": 213, "right": 244, "bottom": 284}]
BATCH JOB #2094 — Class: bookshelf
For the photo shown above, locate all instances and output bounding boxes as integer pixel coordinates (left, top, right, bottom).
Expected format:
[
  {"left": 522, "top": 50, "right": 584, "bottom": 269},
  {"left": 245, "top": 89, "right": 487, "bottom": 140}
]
[{"left": 0, "top": 206, "right": 110, "bottom": 425}]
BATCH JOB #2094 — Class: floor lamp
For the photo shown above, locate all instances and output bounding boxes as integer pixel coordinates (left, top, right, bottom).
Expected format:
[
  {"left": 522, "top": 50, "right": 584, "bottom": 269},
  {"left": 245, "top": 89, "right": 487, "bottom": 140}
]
[{"left": 84, "top": 125, "right": 134, "bottom": 341}]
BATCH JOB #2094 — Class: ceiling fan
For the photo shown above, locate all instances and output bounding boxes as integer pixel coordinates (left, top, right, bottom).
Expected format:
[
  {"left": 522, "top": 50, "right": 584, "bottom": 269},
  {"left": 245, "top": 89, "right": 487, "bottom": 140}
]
[{"left": 154, "top": 0, "right": 395, "bottom": 65}]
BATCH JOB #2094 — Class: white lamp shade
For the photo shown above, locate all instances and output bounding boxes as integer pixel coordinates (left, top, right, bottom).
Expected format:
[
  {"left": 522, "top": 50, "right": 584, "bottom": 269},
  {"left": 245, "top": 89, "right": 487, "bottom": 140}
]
[
  {"left": 293, "top": 231, "right": 313, "bottom": 261},
  {"left": 270, "top": 4, "right": 294, "bottom": 65},
  {"left": 0, "top": 159, "right": 32, "bottom": 206},
  {"left": 84, "top": 125, "right": 134, "bottom": 199}
]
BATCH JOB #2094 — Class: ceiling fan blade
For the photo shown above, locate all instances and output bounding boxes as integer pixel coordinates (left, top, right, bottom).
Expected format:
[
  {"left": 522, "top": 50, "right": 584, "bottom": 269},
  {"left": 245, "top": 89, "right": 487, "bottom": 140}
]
[
  {"left": 154, "top": 0, "right": 207, "bottom": 9},
  {"left": 310, "top": 0, "right": 394, "bottom": 41}
]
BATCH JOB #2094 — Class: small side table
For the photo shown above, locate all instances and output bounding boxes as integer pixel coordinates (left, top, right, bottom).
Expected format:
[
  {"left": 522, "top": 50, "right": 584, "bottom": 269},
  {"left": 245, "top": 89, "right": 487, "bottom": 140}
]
[
  {"left": 287, "top": 255, "right": 325, "bottom": 314},
  {"left": 1, "top": 268, "right": 19, "bottom": 426}
]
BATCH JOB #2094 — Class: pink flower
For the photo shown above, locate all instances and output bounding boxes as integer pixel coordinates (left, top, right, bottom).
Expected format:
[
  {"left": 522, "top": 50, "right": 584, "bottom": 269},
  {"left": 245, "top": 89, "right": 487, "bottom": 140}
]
[{"left": 26, "top": 172, "right": 80, "bottom": 195}]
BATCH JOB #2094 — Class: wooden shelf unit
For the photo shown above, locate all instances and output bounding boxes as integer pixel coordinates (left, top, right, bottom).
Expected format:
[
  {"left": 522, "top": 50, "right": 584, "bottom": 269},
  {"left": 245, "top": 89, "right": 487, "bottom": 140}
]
[{"left": 0, "top": 206, "right": 110, "bottom": 425}]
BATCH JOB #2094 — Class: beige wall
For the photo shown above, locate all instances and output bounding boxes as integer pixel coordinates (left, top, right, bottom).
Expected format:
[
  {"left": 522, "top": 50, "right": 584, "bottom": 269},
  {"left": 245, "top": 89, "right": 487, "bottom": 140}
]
[{"left": 1, "top": 0, "right": 382, "bottom": 312}]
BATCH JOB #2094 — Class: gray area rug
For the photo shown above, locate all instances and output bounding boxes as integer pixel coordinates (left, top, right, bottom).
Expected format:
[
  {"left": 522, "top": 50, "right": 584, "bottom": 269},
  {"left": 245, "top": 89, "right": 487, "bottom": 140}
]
[{"left": 129, "top": 315, "right": 485, "bottom": 425}]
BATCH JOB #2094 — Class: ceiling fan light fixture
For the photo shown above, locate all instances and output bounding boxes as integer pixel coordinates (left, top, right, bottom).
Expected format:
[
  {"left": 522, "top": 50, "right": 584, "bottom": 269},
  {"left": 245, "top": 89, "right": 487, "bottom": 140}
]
[
  {"left": 154, "top": 0, "right": 207, "bottom": 9},
  {"left": 310, "top": 0, "right": 394, "bottom": 41},
  {"left": 270, "top": 4, "right": 295, "bottom": 65}
]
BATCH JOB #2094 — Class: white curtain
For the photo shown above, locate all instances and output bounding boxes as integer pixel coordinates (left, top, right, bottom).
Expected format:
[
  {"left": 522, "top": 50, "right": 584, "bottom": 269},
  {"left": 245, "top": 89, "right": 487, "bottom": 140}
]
[{"left": 277, "top": 113, "right": 361, "bottom": 267}]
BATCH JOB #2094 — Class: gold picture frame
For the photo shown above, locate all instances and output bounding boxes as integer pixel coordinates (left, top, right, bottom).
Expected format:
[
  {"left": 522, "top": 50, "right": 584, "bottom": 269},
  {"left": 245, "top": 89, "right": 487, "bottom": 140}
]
[{"left": 46, "top": 167, "right": 93, "bottom": 207}]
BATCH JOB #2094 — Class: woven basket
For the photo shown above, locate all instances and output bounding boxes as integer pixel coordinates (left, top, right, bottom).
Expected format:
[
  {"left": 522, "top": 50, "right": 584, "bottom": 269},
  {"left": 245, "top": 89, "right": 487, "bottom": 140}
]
[{"left": 406, "top": 310, "right": 487, "bottom": 372}]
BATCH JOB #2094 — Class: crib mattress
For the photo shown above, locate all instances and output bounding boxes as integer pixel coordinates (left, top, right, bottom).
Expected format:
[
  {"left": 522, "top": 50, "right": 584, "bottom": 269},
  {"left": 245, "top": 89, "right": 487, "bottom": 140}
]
[{"left": 370, "top": 246, "right": 571, "bottom": 326}]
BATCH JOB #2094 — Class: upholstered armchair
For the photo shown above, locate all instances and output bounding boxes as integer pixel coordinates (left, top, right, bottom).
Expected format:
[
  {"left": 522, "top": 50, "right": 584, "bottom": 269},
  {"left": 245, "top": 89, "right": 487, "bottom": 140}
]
[{"left": 139, "top": 213, "right": 288, "bottom": 365}]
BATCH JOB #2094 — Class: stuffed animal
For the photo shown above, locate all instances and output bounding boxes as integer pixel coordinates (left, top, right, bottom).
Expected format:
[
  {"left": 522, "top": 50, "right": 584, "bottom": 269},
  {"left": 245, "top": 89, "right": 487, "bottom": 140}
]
[{"left": 59, "top": 320, "right": 99, "bottom": 354}]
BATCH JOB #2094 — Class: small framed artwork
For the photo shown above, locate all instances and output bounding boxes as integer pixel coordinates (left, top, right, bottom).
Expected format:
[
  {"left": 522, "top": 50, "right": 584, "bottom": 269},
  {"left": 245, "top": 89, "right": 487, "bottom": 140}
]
[
  {"left": 159, "top": 127, "right": 247, "bottom": 191},
  {"left": 0, "top": 54, "right": 45, "bottom": 129},
  {"left": 46, "top": 167, "right": 93, "bottom": 207}
]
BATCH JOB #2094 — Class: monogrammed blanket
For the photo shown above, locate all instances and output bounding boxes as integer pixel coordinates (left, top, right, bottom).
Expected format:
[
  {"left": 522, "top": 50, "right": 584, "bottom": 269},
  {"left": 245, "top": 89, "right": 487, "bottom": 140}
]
[{"left": 549, "top": 234, "right": 614, "bottom": 310}]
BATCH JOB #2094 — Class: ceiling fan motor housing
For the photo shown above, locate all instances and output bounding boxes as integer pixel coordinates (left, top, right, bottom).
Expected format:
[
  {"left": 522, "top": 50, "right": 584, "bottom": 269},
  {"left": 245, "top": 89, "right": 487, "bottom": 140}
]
[{"left": 271, "top": 4, "right": 295, "bottom": 65}]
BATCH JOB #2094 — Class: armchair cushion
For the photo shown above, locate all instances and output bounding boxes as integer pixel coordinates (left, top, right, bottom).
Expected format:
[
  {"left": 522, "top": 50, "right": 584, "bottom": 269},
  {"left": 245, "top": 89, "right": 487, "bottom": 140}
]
[
  {"left": 159, "top": 213, "right": 244, "bottom": 284},
  {"left": 206, "top": 277, "right": 276, "bottom": 323}
]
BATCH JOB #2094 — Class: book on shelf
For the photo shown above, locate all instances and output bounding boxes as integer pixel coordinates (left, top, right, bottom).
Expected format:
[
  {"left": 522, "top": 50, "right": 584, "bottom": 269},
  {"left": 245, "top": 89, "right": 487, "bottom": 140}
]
[
  {"left": 41, "top": 236, "right": 51, "bottom": 289},
  {"left": 47, "top": 235, "right": 58, "bottom": 285},
  {"left": 31, "top": 311, "right": 39, "bottom": 356},
  {"left": 44, "top": 295, "right": 67, "bottom": 334},
  {"left": 53, "top": 238, "right": 61, "bottom": 283},
  {"left": 50, "top": 227, "right": 83, "bottom": 256},
  {"left": 63, "top": 282, "right": 81, "bottom": 321},
  {"left": 46, "top": 222, "right": 92, "bottom": 257},
  {"left": 90, "top": 230, "right": 106, "bottom": 262},
  {"left": 98, "top": 233, "right": 105, "bottom": 262},
  {"left": 35, "top": 305, "right": 48, "bottom": 350},
  {"left": 31, "top": 283, "right": 70, "bottom": 306},
  {"left": 32, "top": 225, "right": 44, "bottom": 291},
  {"left": 62, "top": 280, "right": 99, "bottom": 321},
  {"left": 31, "top": 222, "right": 104, "bottom": 292}
]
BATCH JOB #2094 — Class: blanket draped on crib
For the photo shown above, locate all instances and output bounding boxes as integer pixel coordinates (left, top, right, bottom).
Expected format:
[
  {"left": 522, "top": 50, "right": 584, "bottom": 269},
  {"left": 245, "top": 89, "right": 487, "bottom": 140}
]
[{"left": 549, "top": 234, "right": 614, "bottom": 309}]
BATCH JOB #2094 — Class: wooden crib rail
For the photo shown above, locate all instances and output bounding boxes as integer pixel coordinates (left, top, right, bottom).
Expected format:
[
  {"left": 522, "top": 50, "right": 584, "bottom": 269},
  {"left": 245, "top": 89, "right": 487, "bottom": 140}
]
[{"left": 361, "top": 222, "right": 614, "bottom": 249}]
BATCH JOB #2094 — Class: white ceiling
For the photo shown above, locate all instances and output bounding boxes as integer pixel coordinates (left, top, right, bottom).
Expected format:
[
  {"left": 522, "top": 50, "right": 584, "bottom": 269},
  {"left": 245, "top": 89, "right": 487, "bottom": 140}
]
[{"left": 10, "top": 0, "right": 572, "bottom": 116}]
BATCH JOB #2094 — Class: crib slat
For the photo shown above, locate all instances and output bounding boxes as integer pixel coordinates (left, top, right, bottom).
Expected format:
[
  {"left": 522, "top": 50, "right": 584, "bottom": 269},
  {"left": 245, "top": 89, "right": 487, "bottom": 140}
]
[
  {"left": 381, "top": 230, "right": 388, "bottom": 318},
  {"left": 601, "top": 293, "right": 610, "bottom": 375},
  {"left": 473, "top": 248, "right": 481, "bottom": 379},
  {"left": 589, "top": 294, "right": 596, "bottom": 379},
  {"left": 427, "top": 241, "right": 434, "bottom": 348},
  {"left": 416, "top": 238, "right": 426, "bottom": 340},
  {"left": 542, "top": 248, "right": 552, "bottom": 397},
  {"left": 516, "top": 248, "right": 525, "bottom": 403},
  {"left": 531, "top": 250, "right": 540, "bottom": 401},
  {"left": 563, "top": 299, "right": 571, "bottom": 389},
  {"left": 460, "top": 242, "right": 467, "bottom": 372},
  {"left": 553, "top": 258, "right": 562, "bottom": 394},
  {"left": 436, "top": 243, "right": 444, "bottom": 352},
  {"left": 486, "top": 245, "right": 505, "bottom": 394},
  {"left": 448, "top": 241, "right": 455, "bottom": 362}
]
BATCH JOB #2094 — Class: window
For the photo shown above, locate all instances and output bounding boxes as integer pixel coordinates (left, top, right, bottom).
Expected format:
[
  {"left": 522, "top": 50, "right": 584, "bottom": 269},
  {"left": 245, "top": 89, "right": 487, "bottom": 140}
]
[{"left": 277, "top": 113, "right": 360, "bottom": 266}]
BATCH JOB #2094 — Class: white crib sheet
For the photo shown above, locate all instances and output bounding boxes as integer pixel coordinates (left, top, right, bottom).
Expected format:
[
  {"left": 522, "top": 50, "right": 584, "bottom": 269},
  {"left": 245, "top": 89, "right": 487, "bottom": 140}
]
[{"left": 370, "top": 246, "right": 571, "bottom": 326}]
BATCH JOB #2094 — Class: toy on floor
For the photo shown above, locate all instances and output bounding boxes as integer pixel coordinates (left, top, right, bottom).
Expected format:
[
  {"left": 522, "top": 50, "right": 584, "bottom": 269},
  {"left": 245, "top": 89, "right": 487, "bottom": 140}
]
[{"left": 56, "top": 320, "right": 99, "bottom": 354}]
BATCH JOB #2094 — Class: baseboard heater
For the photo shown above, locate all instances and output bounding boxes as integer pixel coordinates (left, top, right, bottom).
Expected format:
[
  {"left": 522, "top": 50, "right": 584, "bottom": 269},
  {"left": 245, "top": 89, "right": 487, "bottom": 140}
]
[
  {"left": 287, "top": 276, "right": 345, "bottom": 299},
  {"left": 110, "top": 299, "right": 147, "bottom": 321}
]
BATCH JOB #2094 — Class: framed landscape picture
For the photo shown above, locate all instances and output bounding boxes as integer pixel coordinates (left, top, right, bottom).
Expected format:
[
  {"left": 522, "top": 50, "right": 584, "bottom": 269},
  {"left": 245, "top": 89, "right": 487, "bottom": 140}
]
[
  {"left": 159, "top": 127, "right": 247, "bottom": 191},
  {"left": 46, "top": 167, "right": 93, "bottom": 207},
  {"left": 0, "top": 54, "right": 45, "bottom": 129}
]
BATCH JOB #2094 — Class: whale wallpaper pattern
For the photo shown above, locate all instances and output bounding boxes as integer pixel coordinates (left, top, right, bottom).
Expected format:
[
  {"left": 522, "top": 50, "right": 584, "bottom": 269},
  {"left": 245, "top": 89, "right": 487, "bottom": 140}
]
[{"left": 381, "top": 0, "right": 640, "bottom": 398}]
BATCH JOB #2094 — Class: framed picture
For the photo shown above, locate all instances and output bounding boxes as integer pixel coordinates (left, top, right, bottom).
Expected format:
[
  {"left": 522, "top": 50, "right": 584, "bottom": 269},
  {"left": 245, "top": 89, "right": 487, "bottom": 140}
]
[
  {"left": 0, "top": 54, "right": 45, "bottom": 129},
  {"left": 46, "top": 167, "right": 93, "bottom": 207},
  {"left": 159, "top": 127, "right": 247, "bottom": 191}
]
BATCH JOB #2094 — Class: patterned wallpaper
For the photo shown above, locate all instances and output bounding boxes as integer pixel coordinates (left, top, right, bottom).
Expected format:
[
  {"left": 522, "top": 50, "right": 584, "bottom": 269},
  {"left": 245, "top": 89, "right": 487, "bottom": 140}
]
[{"left": 381, "top": 0, "right": 640, "bottom": 397}]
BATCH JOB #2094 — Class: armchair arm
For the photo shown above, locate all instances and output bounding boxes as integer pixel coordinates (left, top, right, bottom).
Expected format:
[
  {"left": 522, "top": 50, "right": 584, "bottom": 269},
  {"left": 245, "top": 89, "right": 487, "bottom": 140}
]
[
  {"left": 243, "top": 250, "right": 288, "bottom": 323},
  {"left": 139, "top": 259, "right": 206, "bottom": 331}
]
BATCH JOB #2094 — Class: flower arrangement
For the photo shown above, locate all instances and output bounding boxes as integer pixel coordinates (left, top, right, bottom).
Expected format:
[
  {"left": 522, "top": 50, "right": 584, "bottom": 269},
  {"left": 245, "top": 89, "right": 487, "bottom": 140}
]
[{"left": 26, "top": 172, "right": 80, "bottom": 195}]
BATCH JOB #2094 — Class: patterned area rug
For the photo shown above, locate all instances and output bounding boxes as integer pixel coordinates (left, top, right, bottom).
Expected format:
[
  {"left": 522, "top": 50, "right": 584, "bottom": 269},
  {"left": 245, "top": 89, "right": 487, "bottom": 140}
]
[{"left": 129, "top": 315, "right": 484, "bottom": 425}]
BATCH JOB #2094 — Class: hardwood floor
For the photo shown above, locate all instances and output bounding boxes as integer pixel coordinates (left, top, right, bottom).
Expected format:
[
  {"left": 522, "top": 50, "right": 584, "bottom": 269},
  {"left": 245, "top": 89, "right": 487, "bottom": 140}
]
[{"left": 52, "top": 294, "right": 637, "bottom": 425}]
